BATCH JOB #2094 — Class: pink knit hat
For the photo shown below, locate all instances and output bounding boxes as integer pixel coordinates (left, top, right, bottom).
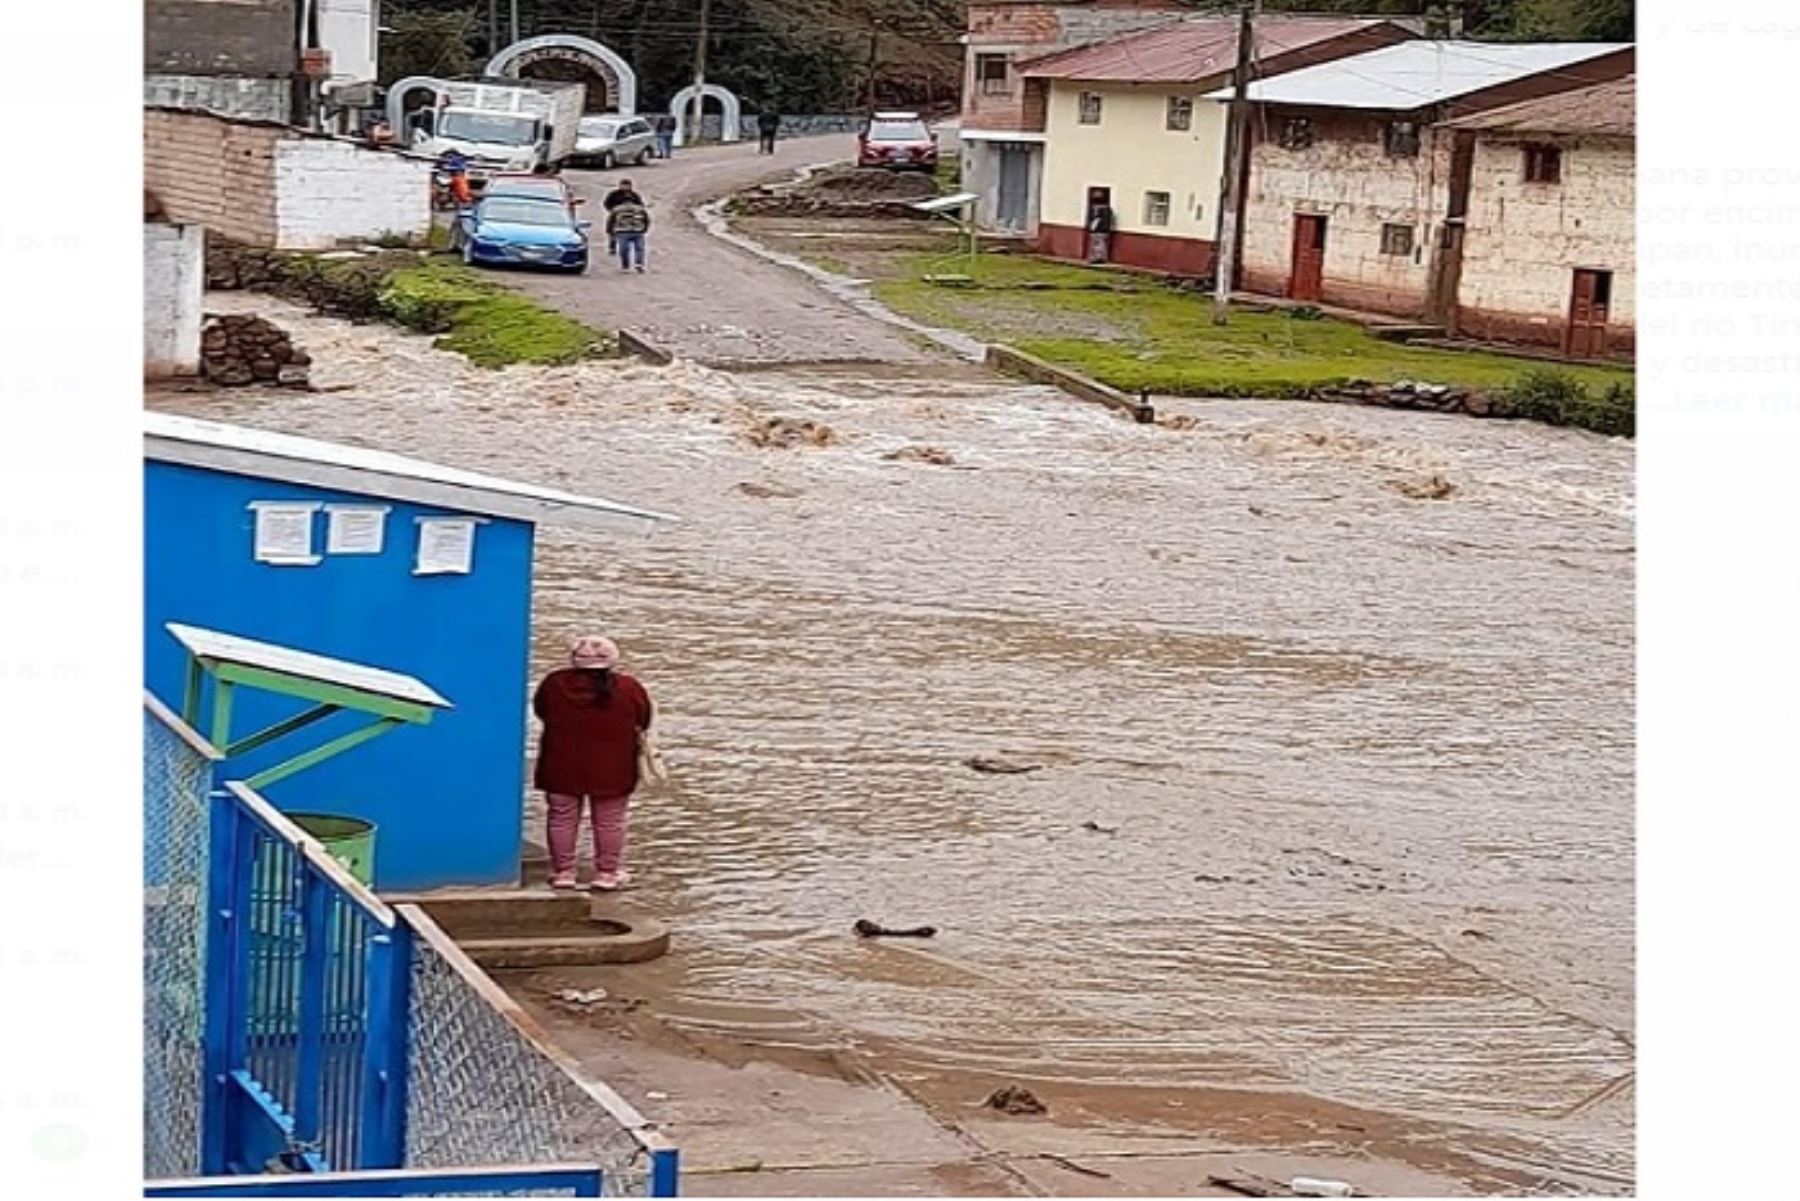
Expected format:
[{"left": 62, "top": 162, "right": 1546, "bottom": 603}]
[{"left": 570, "top": 635, "right": 621, "bottom": 670}]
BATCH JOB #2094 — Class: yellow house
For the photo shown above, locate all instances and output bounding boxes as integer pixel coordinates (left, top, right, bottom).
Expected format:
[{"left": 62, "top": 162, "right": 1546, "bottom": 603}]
[{"left": 1020, "top": 16, "right": 1413, "bottom": 274}]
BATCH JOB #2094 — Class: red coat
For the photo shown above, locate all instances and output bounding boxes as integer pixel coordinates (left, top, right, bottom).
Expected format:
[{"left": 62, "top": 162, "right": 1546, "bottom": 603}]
[{"left": 532, "top": 669, "right": 653, "bottom": 798}]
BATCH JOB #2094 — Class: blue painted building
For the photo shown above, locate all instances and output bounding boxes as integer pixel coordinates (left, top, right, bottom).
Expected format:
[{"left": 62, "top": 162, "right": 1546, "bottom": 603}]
[{"left": 144, "top": 412, "right": 673, "bottom": 890}]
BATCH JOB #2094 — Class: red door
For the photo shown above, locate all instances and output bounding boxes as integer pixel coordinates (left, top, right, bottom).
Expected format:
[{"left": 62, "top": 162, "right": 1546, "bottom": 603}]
[
  {"left": 1289, "top": 214, "right": 1327, "bottom": 302},
  {"left": 1566, "top": 268, "right": 1612, "bottom": 357}
]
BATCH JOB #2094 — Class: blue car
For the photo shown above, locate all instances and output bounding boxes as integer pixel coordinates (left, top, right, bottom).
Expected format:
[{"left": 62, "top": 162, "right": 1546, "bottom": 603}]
[{"left": 454, "top": 196, "right": 590, "bottom": 273}]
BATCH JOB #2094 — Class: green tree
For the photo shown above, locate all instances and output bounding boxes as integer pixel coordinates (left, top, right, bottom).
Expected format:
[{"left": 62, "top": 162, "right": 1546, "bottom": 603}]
[{"left": 380, "top": 9, "right": 479, "bottom": 86}]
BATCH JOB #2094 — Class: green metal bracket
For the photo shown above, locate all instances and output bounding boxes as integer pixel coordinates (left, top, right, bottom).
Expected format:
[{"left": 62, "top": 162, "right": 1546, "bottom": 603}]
[{"left": 244, "top": 716, "right": 409, "bottom": 791}]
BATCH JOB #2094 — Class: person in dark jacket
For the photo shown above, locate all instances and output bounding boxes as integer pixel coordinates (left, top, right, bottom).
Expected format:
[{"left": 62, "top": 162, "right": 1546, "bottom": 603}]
[
  {"left": 756, "top": 107, "right": 781, "bottom": 154},
  {"left": 533, "top": 635, "right": 655, "bottom": 891},
  {"left": 654, "top": 113, "right": 678, "bottom": 158},
  {"left": 1085, "top": 194, "right": 1115, "bottom": 264},
  {"left": 606, "top": 196, "right": 652, "bottom": 272},
  {"left": 602, "top": 179, "right": 642, "bottom": 255}
]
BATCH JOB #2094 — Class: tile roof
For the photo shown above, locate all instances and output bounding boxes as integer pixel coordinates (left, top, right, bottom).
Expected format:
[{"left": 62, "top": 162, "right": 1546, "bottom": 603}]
[
  {"left": 1020, "top": 15, "right": 1398, "bottom": 85},
  {"left": 1443, "top": 74, "right": 1634, "bottom": 137}
]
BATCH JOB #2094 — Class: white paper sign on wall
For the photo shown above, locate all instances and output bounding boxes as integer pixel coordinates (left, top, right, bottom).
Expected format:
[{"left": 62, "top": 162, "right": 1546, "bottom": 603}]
[
  {"left": 249, "top": 501, "right": 322, "bottom": 565},
  {"left": 325, "top": 505, "right": 390, "bottom": 555},
  {"left": 414, "top": 516, "right": 480, "bottom": 576}
]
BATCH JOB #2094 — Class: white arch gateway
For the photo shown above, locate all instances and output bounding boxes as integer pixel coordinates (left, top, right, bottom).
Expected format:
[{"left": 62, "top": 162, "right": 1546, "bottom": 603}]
[
  {"left": 487, "top": 34, "right": 638, "bottom": 116},
  {"left": 668, "top": 84, "right": 741, "bottom": 147}
]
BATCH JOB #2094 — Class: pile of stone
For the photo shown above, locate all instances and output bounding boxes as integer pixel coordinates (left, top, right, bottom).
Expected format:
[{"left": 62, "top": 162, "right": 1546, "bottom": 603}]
[
  {"left": 1315, "top": 378, "right": 1495, "bottom": 418},
  {"left": 201, "top": 314, "right": 311, "bottom": 387},
  {"left": 205, "top": 238, "right": 288, "bottom": 291}
]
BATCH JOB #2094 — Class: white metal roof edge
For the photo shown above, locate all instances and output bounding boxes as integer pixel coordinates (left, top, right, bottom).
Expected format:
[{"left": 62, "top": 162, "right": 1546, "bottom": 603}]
[
  {"left": 1206, "top": 40, "right": 1632, "bottom": 108},
  {"left": 145, "top": 412, "right": 678, "bottom": 532},
  {"left": 957, "top": 128, "right": 1048, "bottom": 143},
  {"left": 167, "top": 621, "right": 454, "bottom": 709}
]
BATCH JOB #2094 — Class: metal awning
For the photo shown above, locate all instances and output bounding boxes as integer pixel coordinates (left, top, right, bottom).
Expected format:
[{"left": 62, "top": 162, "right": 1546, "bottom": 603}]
[{"left": 169, "top": 623, "right": 451, "bottom": 791}]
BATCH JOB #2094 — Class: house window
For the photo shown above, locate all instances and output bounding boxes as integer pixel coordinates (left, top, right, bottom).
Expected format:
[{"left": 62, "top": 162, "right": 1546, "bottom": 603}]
[
  {"left": 1383, "top": 121, "right": 1420, "bottom": 158},
  {"left": 1379, "top": 223, "right": 1415, "bottom": 257},
  {"left": 1523, "top": 143, "right": 1563, "bottom": 184},
  {"left": 1078, "top": 91, "right": 1103, "bottom": 125},
  {"left": 1278, "top": 117, "right": 1314, "bottom": 150},
  {"left": 976, "top": 53, "right": 1010, "bottom": 97},
  {"left": 1166, "top": 96, "right": 1193, "bottom": 131},
  {"left": 1143, "top": 191, "right": 1172, "bottom": 227}
]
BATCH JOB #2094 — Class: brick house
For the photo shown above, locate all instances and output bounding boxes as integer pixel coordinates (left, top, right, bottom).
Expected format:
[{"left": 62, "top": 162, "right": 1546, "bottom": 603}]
[
  {"left": 1020, "top": 16, "right": 1415, "bottom": 275},
  {"left": 959, "top": 1, "right": 1187, "bottom": 237},
  {"left": 1225, "top": 40, "right": 1633, "bottom": 345},
  {"left": 1439, "top": 76, "right": 1635, "bottom": 356}
]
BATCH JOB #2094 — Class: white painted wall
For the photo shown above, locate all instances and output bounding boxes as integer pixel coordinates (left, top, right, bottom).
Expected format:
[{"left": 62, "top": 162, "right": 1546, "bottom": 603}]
[
  {"left": 1040, "top": 82, "right": 1227, "bottom": 239},
  {"left": 272, "top": 140, "right": 433, "bottom": 249},
  {"left": 145, "top": 224, "right": 205, "bottom": 379},
  {"left": 318, "top": 0, "right": 379, "bottom": 85}
]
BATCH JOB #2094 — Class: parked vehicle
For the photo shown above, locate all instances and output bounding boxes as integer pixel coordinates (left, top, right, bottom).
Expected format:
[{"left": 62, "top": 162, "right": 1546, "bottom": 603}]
[
  {"left": 572, "top": 116, "right": 657, "bottom": 168},
  {"left": 400, "top": 79, "right": 586, "bottom": 180},
  {"left": 452, "top": 196, "right": 591, "bottom": 273},
  {"left": 857, "top": 111, "right": 938, "bottom": 172},
  {"left": 483, "top": 173, "right": 584, "bottom": 216}
]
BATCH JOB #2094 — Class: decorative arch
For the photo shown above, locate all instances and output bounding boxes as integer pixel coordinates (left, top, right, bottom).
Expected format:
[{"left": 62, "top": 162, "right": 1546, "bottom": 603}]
[
  {"left": 486, "top": 34, "right": 638, "bottom": 116},
  {"left": 386, "top": 76, "right": 451, "bottom": 140},
  {"left": 668, "top": 84, "right": 742, "bottom": 147}
]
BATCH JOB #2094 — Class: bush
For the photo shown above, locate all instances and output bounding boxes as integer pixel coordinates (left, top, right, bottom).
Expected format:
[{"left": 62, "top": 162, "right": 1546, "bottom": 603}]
[{"left": 1498, "top": 368, "right": 1634, "bottom": 437}]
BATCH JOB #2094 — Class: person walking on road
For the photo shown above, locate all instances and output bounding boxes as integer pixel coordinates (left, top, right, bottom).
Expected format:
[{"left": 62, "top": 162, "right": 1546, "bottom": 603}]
[
  {"left": 602, "top": 178, "right": 643, "bottom": 257},
  {"left": 533, "top": 636, "right": 655, "bottom": 892},
  {"left": 607, "top": 194, "right": 652, "bottom": 272},
  {"left": 654, "top": 113, "right": 678, "bottom": 159},
  {"left": 757, "top": 106, "right": 782, "bottom": 155}
]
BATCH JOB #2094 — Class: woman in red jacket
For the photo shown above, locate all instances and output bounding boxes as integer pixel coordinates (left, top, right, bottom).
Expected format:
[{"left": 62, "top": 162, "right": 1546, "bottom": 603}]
[{"left": 533, "top": 635, "right": 654, "bottom": 891}]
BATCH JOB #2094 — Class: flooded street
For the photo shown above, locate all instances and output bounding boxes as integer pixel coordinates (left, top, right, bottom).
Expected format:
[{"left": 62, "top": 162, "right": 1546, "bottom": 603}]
[{"left": 154, "top": 296, "right": 1633, "bottom": 1194}]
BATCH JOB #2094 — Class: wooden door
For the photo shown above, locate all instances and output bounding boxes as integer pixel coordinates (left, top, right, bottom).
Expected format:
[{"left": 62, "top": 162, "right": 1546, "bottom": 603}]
[
  {"left": 1566, "top": 269, "right": 1612, "bottom": 357},
  {"left": 1289, "top": 214, "right": 1327, "bottom": 301}
]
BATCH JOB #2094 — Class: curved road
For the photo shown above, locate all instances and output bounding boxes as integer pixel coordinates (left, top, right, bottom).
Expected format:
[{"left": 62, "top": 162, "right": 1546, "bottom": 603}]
[{"left": 512, "top": 136, "right": 938, "bottom": 367}]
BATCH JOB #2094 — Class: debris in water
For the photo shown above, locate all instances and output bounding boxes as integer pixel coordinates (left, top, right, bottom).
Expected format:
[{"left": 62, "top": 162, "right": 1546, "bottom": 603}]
[
  {"left": 1390, "top": 474, "right": 1458, "bottom": 500},
  {"left": 1044, "top": 1154, "right": 1111, "bottom": 1179},
  {"left": 646, "top": 1090, "right": 671, "bottom": 1101},
  {"left": 854, "top": 919, "right": 938, "bottom": 939},
  {"left": 1160, "top": 414, "right": 1204, "bottom": 431},
  {"left": 745, "top": 416, "right": 837, "bottom": 449},
  {"left": 555, "top": 987, "right": 609, "bottom": 1007},
  {"left": 881, "top": 444, "right": 956, "bottom": 466},
  {"left": 735, "top": 480, "right": 802, "bottom": 499},
  {"left": 1080, "top": 820, "right": 1118, "bottom": 835},
  {"left": 964, "top": 755, "right": 1041, "bottom": 775},
  {"left": 1460, "top": 928, "right": 1494, "bottom": 941},
  {"left": 985, "top": 1085, "right": 1048, "bottom": 1116},
  {"left": 1291, "top": 1176, "right": 1356, "bottom": 1198}
]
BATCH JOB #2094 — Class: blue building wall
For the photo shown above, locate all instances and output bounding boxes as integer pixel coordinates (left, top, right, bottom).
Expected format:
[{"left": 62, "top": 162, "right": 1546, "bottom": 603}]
[{"left": 145, "top": 460, "right": 536, "bottom": 889}]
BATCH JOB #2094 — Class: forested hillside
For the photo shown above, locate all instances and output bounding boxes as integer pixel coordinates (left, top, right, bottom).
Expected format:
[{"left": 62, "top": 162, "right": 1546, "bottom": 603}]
[{"left": 378, "top": 1, "right": 1631, "bottom": 115}]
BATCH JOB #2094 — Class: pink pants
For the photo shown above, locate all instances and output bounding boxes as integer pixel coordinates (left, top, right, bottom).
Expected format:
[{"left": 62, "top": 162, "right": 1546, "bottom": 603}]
[{"left": 545, "top": 793, "right": 630, "bottom": 877}]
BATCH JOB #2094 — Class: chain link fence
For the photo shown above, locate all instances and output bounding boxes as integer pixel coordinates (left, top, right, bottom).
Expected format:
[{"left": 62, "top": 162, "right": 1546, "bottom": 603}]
[
  {"left": 144, "top": 700, "right": 218, "bottom": 1179},
  {"left": 404, "top": 925, "right": 664, "bottom": 1197}
]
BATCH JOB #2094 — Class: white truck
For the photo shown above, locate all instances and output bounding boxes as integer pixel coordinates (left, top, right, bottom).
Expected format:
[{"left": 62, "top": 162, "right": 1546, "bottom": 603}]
[{"left": 395, "top": 78, "right": 586, "bottom": 180}]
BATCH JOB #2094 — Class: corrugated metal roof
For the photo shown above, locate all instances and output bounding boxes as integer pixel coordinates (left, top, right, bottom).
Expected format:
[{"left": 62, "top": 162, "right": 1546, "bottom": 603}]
[
  {"left": 1443, "top": 74, "right": 1634, "bottom": 136},
  {"left": 144, "top": 411, "right": 677, "bottom": 531},
  {"left": 1022, "top": 15, "right": 1393, "bottom": 85},
  {"left": 1206, "top": 40, "right": 1632, "bottom": 109}
]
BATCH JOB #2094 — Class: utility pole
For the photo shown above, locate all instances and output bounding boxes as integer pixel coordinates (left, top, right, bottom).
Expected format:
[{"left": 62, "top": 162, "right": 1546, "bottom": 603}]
[
  {"left": 510, "top": 0, "right": 521, "bottom": 46},
  {"left": 866, "top": 27, "right": 881, "bottom": 112},
  {"left": 1212, "top": 0, "right": 1256, "bottom": 326},
  {"left": 690, "top": 0, "right": 710, "bottom": 144}
]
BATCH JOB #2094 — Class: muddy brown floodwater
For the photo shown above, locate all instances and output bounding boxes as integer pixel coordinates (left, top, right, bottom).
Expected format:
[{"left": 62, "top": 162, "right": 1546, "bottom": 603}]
[{"left": 156, "top": 295, "right": 1634, "bottom": 1195}]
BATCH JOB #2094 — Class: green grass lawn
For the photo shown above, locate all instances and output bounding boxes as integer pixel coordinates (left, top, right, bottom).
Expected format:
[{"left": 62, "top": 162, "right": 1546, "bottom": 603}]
[
  {"left": 379, "top": 263, "right": 612, "bottom": 368},
  {"left": 870, "top": 251, "right": 1634, "bottom": 398}
]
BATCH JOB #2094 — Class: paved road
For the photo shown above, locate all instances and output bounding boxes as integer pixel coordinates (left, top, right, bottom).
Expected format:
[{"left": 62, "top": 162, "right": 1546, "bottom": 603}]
[{"left": 511, "top": 136, "right": 937, "bottom": 366}]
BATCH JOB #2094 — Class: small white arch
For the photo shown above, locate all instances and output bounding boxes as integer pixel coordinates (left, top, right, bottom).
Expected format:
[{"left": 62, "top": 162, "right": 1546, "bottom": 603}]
[
  {"left": 487, "top": 34, "right": 638, "bottom": 116},
  {"left": 668, "top": 84, "right": 741, "bottom": 147}
]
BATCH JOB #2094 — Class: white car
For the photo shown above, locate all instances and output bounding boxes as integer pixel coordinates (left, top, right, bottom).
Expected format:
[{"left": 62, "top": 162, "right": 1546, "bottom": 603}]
[{"left": 572, "top": 116, "right": 656, "bottom": 168}]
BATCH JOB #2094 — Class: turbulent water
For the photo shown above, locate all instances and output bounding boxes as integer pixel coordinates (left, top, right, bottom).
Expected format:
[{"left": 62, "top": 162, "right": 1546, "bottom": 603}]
[{"left": 156, "top": 296, "right": 1635, "bottom": 1192}]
